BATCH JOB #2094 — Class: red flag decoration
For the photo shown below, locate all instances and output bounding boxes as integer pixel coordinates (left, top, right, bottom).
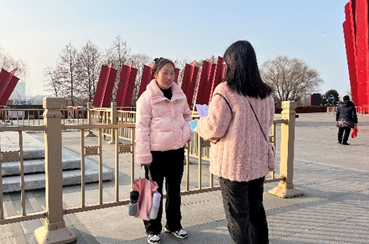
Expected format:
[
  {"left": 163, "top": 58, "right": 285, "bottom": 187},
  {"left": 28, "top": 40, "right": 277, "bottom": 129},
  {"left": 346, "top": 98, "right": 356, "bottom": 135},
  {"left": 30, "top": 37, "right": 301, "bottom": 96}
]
[{"left": 0, "top": 68, "right": 20, "bottom": 107}]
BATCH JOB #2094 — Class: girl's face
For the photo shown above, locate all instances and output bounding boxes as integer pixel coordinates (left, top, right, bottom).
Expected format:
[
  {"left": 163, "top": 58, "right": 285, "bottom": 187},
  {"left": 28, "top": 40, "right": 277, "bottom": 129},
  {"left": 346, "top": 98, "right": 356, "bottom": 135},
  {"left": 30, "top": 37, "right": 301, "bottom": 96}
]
[{"left": 154, "top": 63, "right": 175, "bottom": 90}]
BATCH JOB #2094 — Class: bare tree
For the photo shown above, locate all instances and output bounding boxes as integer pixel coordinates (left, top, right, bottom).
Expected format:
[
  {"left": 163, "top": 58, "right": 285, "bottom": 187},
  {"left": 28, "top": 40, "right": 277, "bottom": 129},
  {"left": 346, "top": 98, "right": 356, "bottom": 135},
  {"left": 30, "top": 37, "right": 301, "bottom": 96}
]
[
  {"left": 104, "top": 35, "right": 131, "bottom": 100},
  {"left": 260, "top": 56, "right": 323, "bottom": 106},
  {"left": 0, "top": 47, "right": 27, "bottom": 80},
  {"left": 76, "top": 41, "right": 102, "bottom": 104},
  {"left": 44, "top": 66, "right": 61, "bottom": 97},
  {"left": 131, "top": 53, "right": 152, "bottom": 106},
  {"left": 174, "top": 57, "right": 192, "bottom": 85},
  {"left": 52, "top": 43, "right": 79, "bottom": 106}
]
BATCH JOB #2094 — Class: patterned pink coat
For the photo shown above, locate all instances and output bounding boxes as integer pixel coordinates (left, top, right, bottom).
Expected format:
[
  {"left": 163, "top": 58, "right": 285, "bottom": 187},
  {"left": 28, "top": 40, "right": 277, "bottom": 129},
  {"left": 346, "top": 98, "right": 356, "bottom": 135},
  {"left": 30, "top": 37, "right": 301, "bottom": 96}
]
[
  {"left": 135, "top": 79, "right": 194, "bottom": 165},
  {"left": 196, "top": 82, "right": 275, "bottom": 182}
]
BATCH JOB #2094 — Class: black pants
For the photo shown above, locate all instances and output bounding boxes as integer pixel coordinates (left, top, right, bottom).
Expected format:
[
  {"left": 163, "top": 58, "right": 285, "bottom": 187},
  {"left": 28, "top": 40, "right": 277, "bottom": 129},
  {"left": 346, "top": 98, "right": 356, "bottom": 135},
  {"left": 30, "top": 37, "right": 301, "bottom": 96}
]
[
  {"left": 144, "top": 147, "right": 185, "bottom": 235},
  {"left": 219, "top": 177, "right": 269, "bottom": 244},
  {"left": 338, "top": 127, "right": 351, "bottom": 144}
]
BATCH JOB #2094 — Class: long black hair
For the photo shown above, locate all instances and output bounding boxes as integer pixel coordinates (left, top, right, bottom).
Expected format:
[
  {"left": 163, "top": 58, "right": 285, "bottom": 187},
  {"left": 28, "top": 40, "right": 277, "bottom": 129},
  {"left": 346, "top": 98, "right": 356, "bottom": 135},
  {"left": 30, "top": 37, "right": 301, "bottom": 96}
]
[
  {"left": 223, "top": 40, "right": 272, "bottom": 99},
  {"left": 152, "top": 57, "right": 175, "bottom": 75}
]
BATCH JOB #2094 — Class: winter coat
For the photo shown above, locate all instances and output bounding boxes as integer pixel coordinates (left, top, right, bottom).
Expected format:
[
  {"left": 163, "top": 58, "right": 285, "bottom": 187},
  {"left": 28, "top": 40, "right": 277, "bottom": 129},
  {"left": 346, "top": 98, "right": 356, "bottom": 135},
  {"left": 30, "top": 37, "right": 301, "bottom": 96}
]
[
  {"left": 135, "top": 79, "right": 194, "bottom": 165},
  {"left": 196, "top": 82, "right": 275, "bottom": 182},
  {"left": 335, "top": 101, "right": 358, "bottom": 128}
]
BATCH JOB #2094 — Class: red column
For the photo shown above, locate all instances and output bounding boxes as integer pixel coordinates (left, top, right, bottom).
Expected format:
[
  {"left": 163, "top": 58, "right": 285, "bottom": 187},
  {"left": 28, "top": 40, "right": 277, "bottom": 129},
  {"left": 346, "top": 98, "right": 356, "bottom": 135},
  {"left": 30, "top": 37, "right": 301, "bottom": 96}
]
[
  {"left": 343, "top": 1, "right": 359, "bottom": 104},
  {"left": 180, "top": 60, "right": 199, "bottom": 107},
  {"left": 93, "top": 63, "right": 117, "bottom": 107},
  {"left": 195, "top": 57, "right": 214, "bottom": 105},
  {"left": 137, "top": 65, "right": 152, "bottom": 99},
  {"left": 116, "top": 62, "right": 133, "bottom": 108},
  {"left": 124, "top": 67, "right": 138, "bottom": 107},
  {"left": 208, "top": 56, "right": 225, "bottom": 104},
  {"left": 0, "top": 68, "right": 20, "bottom": 106},
  {"left": 100, "top": 63, "right": 118, "bottom": 107},
  {"left": 354, "top": 0, "right": 369, "bottom": 107}
]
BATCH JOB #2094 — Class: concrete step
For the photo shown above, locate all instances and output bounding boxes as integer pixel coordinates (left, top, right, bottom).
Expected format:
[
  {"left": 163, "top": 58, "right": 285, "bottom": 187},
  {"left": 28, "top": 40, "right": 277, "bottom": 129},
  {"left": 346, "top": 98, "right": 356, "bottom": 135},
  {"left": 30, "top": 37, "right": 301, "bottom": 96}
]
[
  {"left": 2, "top": 167, "right": 114, "bottom": 193},
  {"left": 1, "top": 146, "right": 84, "bottom": 176},
  {"left": 1, "top": 131, "right": 114, "bottom": 193},
  {"left": 1, "top": 158, "right": 81, "bottom": 176},
  {"left": 21, "top": 149, "right": 45, "bottom": 160}
]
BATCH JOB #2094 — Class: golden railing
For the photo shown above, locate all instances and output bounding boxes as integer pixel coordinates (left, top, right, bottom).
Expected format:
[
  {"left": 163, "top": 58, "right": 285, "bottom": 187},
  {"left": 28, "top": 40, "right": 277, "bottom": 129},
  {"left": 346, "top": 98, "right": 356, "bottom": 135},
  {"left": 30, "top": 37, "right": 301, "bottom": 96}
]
[{"left": 0, "top": 98, "right": 299, "bottom": 243}]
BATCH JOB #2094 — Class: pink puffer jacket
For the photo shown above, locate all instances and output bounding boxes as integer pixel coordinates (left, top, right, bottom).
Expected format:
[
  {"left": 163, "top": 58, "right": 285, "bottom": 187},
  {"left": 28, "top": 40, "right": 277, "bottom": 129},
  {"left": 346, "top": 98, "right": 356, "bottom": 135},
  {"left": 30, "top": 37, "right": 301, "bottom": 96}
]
[{"left": 135, "top": 79, "right": 194, "bottom": 165}]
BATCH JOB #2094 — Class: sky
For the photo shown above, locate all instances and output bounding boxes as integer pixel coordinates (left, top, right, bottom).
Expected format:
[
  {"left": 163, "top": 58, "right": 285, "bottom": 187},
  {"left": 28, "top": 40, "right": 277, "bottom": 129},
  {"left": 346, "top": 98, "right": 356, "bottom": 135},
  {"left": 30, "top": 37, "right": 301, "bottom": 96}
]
[{"left": 1, "top": 0, "right": 350, "bottom": 98}]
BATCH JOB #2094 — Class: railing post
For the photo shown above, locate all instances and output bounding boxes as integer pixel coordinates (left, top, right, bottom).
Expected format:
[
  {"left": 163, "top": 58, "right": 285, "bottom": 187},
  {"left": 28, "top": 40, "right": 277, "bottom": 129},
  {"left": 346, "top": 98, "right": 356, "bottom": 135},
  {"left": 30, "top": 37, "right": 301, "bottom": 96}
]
[
  {"left": 85, "top": 102, "right": 96, "bottom": 137},
  {"left": 34, "top": 98, "right": 76, "bottom": 244},
  {"left": 109, "top": 102, "right": 117, "bottom": 144},
  {"left": 268, "top": 101, "right": 303, "bottom": 198}
]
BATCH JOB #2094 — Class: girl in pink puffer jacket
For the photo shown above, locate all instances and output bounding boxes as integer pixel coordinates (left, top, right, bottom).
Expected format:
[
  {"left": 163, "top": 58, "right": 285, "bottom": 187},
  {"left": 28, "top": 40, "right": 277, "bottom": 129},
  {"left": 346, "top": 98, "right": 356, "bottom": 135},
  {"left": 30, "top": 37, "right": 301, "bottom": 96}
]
[{"left": 135, "top": 58, "right": 193, "bottom": 244}]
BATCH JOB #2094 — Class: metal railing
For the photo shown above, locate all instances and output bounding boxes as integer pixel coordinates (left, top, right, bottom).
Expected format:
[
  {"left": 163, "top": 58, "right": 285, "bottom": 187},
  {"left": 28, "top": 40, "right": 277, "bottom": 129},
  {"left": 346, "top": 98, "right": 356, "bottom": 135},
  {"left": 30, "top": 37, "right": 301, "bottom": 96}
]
[
  {"left": 0, "top": 107, "right": 88, "bottom": 128},
  {"left": 356, "top": 106, "right": 369, "bottom": 115},
  {"left": 0, "top": 98, "right": 299, "bottom": 243},
  {"left": 0, "top": 108, "right": 44, "bottom": 126}
]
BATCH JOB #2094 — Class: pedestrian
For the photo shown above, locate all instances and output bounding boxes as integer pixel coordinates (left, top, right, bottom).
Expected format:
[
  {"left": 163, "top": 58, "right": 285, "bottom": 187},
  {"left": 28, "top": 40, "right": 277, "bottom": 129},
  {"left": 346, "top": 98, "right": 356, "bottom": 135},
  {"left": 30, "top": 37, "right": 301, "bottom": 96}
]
[
  {"left": 135, "top": 57, "right": 194, "bottom": 244},
  {"left": 196, "top": 40, "right": 275, "bottom": 244},
  {"left": 336, "top": 95, "right": 358, "bottom": 145}
]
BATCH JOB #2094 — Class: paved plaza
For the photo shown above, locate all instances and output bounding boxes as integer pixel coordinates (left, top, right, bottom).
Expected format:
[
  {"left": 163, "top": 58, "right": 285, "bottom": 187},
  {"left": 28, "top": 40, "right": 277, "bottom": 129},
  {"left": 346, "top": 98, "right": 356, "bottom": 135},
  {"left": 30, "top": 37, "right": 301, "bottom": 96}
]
[{"left": 0, "top": 112, "right": 369, "bottom": 244}]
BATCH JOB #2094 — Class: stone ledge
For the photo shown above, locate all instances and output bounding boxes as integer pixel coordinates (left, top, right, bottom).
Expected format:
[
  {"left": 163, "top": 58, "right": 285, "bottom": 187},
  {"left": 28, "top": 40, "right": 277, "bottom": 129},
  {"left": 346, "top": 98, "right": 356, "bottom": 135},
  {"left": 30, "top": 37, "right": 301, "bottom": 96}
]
[
  {"left": 2, "top": 167, "right": 113, "bottom": 193},
  {"left": 1, "top": 159, "right": 81, "bottom": 176}
]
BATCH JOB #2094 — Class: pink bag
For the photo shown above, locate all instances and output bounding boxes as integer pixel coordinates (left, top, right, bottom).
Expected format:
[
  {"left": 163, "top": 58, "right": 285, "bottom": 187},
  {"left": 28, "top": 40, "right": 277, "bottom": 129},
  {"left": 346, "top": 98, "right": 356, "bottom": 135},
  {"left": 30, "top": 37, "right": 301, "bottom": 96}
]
[{"left": 132, "top": 170, "right": 158, "bottom": 220}]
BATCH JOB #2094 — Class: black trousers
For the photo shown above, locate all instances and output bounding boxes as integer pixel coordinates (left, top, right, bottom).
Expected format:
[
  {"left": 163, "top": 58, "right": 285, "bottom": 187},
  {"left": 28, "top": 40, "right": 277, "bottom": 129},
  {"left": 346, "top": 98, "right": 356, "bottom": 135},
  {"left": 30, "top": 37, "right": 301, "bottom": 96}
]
[
  {"left": 219, "top": 177, "right": 269, "bottom": 244},
  {"left": 338, "top": 127, "right": 351, "bottom": 144},
  {"left": 144, "top": 147, "right": 185, "bottom": 234}
]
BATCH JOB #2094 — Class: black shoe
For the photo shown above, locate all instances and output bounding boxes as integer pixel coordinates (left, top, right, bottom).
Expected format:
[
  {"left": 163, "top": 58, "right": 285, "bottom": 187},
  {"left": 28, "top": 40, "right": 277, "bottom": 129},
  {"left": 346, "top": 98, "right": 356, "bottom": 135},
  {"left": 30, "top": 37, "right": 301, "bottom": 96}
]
[
  {"left": 164, "top": 228, "right": 188, "bottom": 239},
  {"left": 147, "top": 234, "right": 160, "bottom": 244},
  {"left": 342, "top": 142, "right": 350, "bottom": 145}
]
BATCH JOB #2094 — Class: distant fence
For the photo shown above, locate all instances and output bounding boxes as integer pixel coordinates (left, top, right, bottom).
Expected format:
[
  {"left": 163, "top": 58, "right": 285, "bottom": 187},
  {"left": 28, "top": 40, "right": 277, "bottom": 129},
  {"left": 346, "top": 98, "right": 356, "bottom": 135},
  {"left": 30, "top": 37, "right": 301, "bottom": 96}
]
[{"left": 326, "top": 105, "right": 369, "bottom": 115}]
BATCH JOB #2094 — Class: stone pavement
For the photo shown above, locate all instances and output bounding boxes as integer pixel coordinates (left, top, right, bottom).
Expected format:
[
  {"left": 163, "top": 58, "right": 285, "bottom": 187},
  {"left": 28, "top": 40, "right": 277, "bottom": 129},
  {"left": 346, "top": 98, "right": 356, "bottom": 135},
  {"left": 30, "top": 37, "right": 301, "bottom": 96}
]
[{"left": 0, "top": 112, "right": 369, "bottom": 244}]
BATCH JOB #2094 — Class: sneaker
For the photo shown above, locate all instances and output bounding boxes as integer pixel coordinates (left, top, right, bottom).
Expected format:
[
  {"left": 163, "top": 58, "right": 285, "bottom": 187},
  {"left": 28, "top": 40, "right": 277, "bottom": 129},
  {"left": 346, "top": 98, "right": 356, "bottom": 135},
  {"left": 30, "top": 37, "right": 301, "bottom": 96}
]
[
  {"left": 147, "top": 234, "right": 160, "bottom": 244},
  {"left": 343, "top": 142, "right": 350, "bottom": 145},
  {"left": 165, "top": 228, "right": 188, "bottom": 239}
]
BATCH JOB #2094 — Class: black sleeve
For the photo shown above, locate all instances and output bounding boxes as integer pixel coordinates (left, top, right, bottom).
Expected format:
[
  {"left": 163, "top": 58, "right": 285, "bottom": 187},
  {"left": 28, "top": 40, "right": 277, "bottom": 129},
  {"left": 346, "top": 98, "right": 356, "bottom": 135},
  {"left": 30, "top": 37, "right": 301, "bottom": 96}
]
[{"left": 352, "top": 106, "right": 358, "bottom": 123}]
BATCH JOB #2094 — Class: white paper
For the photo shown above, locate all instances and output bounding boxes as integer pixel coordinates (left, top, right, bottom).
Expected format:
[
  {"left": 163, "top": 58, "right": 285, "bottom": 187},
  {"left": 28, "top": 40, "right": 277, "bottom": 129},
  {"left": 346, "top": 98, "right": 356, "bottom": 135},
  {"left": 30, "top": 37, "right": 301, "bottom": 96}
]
[{"left": 196, "top": 104, "right": 209, "bottom": 118}]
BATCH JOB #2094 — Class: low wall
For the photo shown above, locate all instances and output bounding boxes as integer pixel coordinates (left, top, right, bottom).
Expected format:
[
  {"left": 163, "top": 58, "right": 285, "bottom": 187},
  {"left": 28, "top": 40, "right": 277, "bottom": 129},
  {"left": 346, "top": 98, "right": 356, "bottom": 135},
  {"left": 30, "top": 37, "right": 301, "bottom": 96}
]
[{"left": 275, "top": 106, "right": 327, "bottom": 114}]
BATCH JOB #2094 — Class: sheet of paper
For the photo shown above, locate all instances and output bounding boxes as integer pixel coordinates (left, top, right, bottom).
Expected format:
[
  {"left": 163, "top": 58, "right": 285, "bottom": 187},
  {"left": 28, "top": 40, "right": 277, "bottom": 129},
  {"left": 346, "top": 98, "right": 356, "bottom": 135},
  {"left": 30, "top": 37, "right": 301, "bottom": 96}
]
[{"left": 195, "top": 104, "right": 209, "bottom": 118}]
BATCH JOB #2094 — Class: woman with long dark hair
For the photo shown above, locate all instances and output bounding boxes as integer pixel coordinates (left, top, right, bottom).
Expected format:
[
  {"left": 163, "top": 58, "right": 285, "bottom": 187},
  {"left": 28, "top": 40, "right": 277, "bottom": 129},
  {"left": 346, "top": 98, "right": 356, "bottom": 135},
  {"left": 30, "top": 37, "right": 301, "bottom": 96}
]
[{"left": 196, "top": 40, "right": 275, "bottom": 244}]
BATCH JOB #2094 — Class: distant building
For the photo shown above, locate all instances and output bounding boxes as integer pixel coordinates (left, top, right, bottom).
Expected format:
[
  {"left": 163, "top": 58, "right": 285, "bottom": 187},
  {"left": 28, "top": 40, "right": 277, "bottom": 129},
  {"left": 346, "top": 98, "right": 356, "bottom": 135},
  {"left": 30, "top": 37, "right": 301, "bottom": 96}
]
[
  {"left": 9, "top": 81, "right": 26, "bottom": 100},
  {"left": 310, "top": 93, "right": 321, "bottom": 106}
]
